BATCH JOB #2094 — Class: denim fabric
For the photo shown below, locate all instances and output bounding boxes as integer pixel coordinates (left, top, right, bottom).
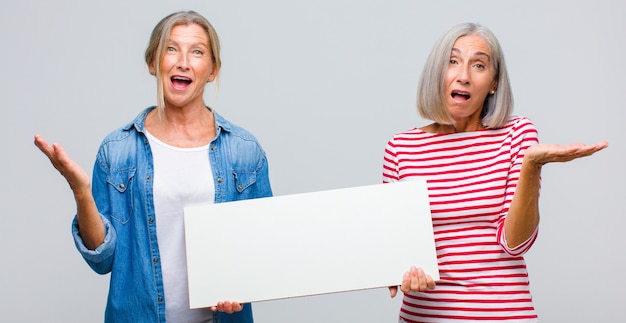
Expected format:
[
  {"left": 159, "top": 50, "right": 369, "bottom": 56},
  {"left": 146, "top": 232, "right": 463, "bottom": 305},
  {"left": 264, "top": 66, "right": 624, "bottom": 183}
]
[{"left": 72, "top": 106, "right": 272, "bottom": 323}]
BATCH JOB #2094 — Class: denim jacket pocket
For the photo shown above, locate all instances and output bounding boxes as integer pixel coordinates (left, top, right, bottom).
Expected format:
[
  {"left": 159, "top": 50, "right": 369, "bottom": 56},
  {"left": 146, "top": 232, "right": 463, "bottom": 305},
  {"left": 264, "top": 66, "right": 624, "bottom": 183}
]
[
  {"left": 106, "top": 168, "right": 136, "bottom": 224},
  {"left": 232, "top": 170, "right": 257, "bottom": 193}
]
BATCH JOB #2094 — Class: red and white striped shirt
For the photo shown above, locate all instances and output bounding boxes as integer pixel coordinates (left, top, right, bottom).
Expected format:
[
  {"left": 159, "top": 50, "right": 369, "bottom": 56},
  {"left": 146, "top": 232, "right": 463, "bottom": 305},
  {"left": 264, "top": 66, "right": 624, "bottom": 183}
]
[{"left": 383, "top": 116, "right": 539, "bottom": 322}]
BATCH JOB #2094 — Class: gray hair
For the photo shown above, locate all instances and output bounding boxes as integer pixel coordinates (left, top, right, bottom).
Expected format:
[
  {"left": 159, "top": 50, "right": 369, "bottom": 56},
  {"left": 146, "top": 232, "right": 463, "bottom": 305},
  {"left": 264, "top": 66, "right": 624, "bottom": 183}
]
[
  {"left": 144, "top": 11, "right": 221, "bottom": 114},
  {"left": 416, "top": 22, "right": 513, "bottom": 128}
]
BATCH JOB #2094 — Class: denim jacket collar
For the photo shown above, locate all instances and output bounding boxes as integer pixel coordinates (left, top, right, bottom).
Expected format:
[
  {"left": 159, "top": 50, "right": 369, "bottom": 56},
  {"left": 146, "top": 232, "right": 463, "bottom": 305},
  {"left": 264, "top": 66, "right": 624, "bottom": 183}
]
[{"left": 122, "top": 106, "right": 234, "bottom": 135}]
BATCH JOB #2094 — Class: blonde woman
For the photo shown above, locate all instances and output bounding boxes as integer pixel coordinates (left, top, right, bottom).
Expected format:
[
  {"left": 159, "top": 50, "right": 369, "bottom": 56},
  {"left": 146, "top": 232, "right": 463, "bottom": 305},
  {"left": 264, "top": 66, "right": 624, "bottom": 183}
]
[{"left": 35, "top": 11, "right": 271, "bottom": 323}]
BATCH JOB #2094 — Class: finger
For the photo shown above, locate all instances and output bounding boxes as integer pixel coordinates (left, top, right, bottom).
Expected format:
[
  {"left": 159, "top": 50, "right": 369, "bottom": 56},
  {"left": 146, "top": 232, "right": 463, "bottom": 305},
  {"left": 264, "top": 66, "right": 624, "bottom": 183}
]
[
  {"left": 389, "top": 286, "right": 398, "bottom": 298},
  {"left": 217, "top": 300, "right": 242, "bottom": 314},
  {"left": 34, "top": 135, "right": 70, "bottom": 170},
  {"left": 567, "top": 144, "right": 606, "bottom": 160},
  {"left": 583, "top": 142, "right": 609, "bottom": 155},
  {"left": 400, "top": 271, "right": 411, "bottom": 293},
  {"left": 419, "top": 267, "right": 429, "bottom": 291},
  {"left": 34, "top": 135, "right": 55, "bottom": 158},
  {"left": 221, "top": 301, "right": 233, "bottom": 313},
  {"left": 403, "top": 266, "right": 419, "bottom": 292},
  {"left": 425, "top": 273, "right": 436, "bottom": 290},
  {"left": 210, "top": 301, "right": 223, "bottom": 312},
  {"left": 226, "top": 301, "right": 242, "bottom": 312},
  {"left": 50, "top": 142, "right": 71, "bottom": 163},
  {"left": 410, "top": 267, "right": 426, "bottom": 291}
]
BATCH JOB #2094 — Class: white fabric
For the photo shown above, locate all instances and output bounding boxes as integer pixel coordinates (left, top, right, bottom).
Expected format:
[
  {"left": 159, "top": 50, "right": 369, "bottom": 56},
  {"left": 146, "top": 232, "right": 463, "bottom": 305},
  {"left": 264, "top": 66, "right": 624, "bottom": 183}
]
[{"left": 146, "top": 130, "right": 215, "bottom": 323}]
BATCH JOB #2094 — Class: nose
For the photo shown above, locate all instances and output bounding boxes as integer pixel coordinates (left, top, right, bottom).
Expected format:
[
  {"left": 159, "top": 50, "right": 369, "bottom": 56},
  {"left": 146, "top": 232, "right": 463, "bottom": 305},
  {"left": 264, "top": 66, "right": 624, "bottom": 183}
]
[
  {"left": 176, "top": 53, "right": 189, "bottom": 71},
  {"left": 456, "top": 65, "right": 470, "bottom": 85}
]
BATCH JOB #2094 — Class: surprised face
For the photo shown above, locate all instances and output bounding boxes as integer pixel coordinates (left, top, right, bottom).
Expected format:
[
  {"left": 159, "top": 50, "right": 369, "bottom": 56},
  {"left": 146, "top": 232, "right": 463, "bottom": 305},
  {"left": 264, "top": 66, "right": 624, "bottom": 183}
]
[
  {"left": 150, "top": 23, "right": 216, "bottom": 110},
  {"left": 444, "top": 34, "right": 498, "bottom": 125}
]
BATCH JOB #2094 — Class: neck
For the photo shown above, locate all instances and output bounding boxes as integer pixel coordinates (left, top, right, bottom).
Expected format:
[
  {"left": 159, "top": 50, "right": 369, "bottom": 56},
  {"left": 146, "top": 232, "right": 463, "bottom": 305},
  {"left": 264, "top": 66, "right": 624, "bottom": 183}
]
[
  {"left": 161, "top": 102, "right": 209, "bottom": 123},
  {"left": 145, "top": 106, "right": 216, "bottom": 148},
  {"left": 430, "top": 120, "right": 483, "bottom": 134}
]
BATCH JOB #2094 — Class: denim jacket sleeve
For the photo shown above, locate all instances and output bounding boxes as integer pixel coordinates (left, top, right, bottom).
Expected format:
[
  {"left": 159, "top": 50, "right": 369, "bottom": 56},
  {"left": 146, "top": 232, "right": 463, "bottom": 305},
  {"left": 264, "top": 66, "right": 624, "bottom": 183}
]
[
  {"left": 71, "top": 216, "right": 116, "bottom": 274},
  {"left": 71, "top": 149, "right": 119, "bottom": 275}
]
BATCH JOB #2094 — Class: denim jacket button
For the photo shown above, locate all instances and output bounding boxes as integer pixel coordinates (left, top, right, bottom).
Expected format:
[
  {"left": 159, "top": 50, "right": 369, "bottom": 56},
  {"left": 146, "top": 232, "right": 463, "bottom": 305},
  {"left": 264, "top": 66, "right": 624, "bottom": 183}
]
[
  {"left": 149, "top": 218, "right": 154, "bottom": 223},
  {"left": 153, "top": 258, "right": 158, "bottom": 263},
  {"left": 158, "top": 297, "right": 163, "bottom": 302},
  {"left": 217, "top": 177, "right": 223, "bottom": 183},
  {"left": 119, "top": 183, "right": 125, "bottom": 189}
]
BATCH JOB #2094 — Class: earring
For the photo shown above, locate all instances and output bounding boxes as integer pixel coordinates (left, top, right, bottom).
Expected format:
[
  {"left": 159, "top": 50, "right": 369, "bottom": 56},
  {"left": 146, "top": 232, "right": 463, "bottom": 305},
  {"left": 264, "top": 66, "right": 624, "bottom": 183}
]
[{"left": 489, "top": 90, "right": 495, "bottom": 95}]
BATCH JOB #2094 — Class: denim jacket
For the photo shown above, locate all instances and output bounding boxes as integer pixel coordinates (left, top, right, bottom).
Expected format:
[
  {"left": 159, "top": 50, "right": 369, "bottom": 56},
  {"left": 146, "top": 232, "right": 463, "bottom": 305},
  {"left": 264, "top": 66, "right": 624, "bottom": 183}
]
[{"left": 72, "top": 106, "right": 272, "bottom": 323}]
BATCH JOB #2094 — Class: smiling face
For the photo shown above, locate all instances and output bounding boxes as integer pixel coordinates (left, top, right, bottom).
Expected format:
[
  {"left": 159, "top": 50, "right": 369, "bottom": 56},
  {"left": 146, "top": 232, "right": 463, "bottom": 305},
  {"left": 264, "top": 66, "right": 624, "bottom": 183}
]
[
  {"left": 150, "top": 23, "right": 216, "bottom": 110},
  {"left": 445, "top": 34, "right": 498, "bottom": 127}
]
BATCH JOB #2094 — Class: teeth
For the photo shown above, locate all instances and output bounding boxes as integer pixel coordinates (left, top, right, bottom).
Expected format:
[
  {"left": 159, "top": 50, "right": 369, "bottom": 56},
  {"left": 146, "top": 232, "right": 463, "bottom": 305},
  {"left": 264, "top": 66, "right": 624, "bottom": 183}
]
[{"left": 452, "top": 91, "right": 469, "bottom": 97}]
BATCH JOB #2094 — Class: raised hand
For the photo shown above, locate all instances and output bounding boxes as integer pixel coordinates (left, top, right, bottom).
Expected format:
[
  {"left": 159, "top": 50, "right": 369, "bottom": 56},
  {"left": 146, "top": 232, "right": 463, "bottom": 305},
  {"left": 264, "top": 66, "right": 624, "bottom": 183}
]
[
  {"left": 34, "top": 134, "right": 104, "bottom": 249},
  {"left": 33, "top": 134, "right": 91, "bottom": 195},
  {"left": 524, "top": 141, "right": 608, "bottom": 166}
]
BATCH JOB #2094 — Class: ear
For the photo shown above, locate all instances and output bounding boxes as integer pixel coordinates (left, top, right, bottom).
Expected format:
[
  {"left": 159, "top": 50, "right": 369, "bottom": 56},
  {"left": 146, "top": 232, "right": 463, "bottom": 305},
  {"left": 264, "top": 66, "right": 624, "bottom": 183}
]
[
  {"left": 207, "top": 65, "right": 217, "bottom": 83},
  {"left": 148, "top": 61, "right": 156, "bottom": 76},
  {"left": 491, "top": 79, "right": 498, "bottom": 92}
]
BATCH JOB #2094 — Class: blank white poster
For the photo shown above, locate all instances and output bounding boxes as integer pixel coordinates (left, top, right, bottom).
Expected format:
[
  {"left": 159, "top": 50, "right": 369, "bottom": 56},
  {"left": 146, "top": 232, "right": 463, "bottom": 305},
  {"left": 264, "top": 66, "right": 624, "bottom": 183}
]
[{"left": 184, "top": 180, "right": 438, "bottom": 308}]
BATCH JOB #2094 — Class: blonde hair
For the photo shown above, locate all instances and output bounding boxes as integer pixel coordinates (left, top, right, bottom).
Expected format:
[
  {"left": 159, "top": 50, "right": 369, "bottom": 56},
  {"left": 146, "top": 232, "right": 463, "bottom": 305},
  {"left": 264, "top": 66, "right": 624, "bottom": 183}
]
[
  {"left": 144, "top": 11, "right": 221, "bottom": 114},
  {"left": 417, "top": 23, "right": 513, "bottom": 128}
]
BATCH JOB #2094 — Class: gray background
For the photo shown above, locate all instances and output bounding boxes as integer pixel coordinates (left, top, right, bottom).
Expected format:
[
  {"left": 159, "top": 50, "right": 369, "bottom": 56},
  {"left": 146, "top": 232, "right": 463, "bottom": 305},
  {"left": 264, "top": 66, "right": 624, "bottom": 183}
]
[{"left": 2, "top": 0, "right": 624, "bottom": 322}]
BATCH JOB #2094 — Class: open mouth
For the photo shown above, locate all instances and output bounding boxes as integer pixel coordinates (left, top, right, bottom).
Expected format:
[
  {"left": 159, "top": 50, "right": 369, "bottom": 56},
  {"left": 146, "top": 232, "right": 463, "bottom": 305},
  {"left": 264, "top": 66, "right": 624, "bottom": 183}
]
[
  {"left": 171, "top": 76, "right": 192, "bottom": 89},
  {"left": 451, "top": 90, "right": 470, "bottom": 102}
]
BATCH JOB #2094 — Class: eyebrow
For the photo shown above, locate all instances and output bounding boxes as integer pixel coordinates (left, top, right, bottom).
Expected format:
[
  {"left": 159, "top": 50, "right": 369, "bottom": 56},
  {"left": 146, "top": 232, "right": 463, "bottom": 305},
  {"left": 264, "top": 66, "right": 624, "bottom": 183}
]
[
  {"left": 451, "top": 48, "right": 491, "bottom": 61},
  {"left": 166, "top": 39, "right": 209, "bottom": 48}
]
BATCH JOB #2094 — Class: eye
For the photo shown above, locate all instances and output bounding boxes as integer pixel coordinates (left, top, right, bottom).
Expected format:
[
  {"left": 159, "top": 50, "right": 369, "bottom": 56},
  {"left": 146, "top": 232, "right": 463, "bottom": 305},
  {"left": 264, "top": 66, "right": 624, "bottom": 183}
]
[
  {"left": 193, "top": 49, "right": 204, "bottom": 55},
  {"left": 166, "top": 46, "right": 176, "bottom": 52},
  {"left": 449, "top": 58, "right": 458, "bottom": 65},
  {"left": 474, "top": 63, "right": 485, "bottom": 70}
]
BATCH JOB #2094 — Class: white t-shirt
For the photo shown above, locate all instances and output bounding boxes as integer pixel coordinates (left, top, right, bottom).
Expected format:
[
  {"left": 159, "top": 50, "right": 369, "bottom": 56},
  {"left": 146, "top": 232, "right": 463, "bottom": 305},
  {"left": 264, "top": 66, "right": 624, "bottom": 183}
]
[{"left": 146, "top": 130, "right": 215, "bottom": 323}]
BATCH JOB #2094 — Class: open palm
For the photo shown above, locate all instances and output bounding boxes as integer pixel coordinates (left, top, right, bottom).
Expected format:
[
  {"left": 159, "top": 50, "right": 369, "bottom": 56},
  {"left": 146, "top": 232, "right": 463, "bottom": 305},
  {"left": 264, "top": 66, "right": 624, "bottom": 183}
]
[
  {"left": 525, "top": 141, "right": 608, "bottom": 166},
  {"left": 34, "top": 134, "right": 91, "bottom": 195}
]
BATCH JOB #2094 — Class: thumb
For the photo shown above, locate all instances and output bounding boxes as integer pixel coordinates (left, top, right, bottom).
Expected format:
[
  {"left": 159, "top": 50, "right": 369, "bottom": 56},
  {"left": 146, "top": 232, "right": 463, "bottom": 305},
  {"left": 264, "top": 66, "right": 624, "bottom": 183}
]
[{"left": 389, "top": 286, "right": 398, "bottom": 298}]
